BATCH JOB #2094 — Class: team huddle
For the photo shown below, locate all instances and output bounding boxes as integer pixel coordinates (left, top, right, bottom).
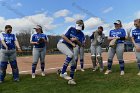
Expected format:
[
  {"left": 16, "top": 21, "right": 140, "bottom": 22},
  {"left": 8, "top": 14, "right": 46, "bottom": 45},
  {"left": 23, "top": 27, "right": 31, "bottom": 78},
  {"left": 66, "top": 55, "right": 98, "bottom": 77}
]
[{"left": 0, "top": 19, "right": 140, "bottom": 85}]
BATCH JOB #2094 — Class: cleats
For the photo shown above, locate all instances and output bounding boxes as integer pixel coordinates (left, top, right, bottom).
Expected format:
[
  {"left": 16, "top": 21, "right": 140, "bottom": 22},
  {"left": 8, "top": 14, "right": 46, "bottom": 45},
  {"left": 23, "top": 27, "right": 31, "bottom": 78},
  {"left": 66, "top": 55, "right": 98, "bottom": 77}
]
[
  {"left": 68, "top": 79, "right": 76, "bottom": 85},
  {"left": 104, "top": 70, "right": 112, "bottom": 75}
]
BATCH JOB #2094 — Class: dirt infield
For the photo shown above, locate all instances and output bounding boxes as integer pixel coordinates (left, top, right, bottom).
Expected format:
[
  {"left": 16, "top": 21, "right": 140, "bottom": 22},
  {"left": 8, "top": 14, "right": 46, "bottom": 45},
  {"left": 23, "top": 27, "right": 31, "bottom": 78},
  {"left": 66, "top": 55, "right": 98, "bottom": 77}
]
[{"left": 6, "top": 52, "right": 136, "bottom": 74}]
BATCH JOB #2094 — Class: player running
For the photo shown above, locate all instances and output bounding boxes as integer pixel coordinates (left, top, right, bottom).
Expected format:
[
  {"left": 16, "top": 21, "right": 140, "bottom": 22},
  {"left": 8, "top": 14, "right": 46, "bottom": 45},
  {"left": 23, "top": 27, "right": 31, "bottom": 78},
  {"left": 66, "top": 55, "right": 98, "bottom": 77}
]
[
  {"left": 30, "top": 25, "right": 48, "bottom": 78},
  {"left": 0, "top": 25, "right": 21, "bottom": 83},
  {"left": 90, "top": 26, "right": 105, "bottom": 72},
  {"left": 104, "top": 20, "right": 127, "bottom": 75},
  {"left": 130, "top": 19, "right": 140, "bottom": 75},
  {"left": 57, "top": 20, "right": 85, "bottom": 85}
]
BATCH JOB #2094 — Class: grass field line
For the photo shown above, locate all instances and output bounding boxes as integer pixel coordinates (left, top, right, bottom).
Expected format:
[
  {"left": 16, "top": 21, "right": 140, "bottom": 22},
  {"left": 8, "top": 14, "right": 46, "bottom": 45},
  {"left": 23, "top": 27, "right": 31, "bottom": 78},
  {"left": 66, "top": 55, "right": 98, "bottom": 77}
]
[
  {"left": 7, "top": 59, "right": 135, "bottom": 74},
  {"left": 7, "top": 63, "right": 94, "bottom": 74}
]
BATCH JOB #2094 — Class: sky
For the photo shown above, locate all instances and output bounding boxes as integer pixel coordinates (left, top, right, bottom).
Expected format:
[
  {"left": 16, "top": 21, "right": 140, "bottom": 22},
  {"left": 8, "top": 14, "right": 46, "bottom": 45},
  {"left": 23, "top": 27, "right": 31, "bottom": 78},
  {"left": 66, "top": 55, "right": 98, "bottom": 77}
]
[{"left": 0, "top": 0, "right": 140, "bottom": 36}]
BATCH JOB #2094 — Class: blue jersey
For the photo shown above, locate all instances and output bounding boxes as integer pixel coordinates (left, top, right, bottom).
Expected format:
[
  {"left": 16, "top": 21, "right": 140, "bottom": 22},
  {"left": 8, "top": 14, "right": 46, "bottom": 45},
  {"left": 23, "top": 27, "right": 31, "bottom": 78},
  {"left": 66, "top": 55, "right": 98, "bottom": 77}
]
[
  {"left": 31, "top": 33, "right": 47, "bottom": 48},
  {"left": 60, "top": 27, "right": 85, "bottom": 48},
  {"left": 76, "top": 32, "right": 85, "bottom": 44},
  {"left": 1, "top": 32, "right": 16, "bottom": 50},
  {"left": 130, "top": 28, "right": 140, "bottom": 43},
  {"left": 109, "top": 28, "right": 126, "bottom": 43}
]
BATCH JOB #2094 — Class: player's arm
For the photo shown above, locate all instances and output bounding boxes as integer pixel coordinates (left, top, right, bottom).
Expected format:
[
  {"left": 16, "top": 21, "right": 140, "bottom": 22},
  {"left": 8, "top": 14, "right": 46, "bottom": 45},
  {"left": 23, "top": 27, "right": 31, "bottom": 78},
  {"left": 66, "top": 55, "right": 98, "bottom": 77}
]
[
  {"left": 75, "top": 38, "right": 82, "bottom": 47},
  {"left": 62, "top": 35, "right": 76, "bottom": 47},
  {"left": 14, "top": 40, "right": 21, "bottom": 51},
  {"left": 130, "top": 31, "right": 140, "bottom": 51},
  {"left": 62, "top": 27, "right": 76, "bottom": 47},
  {"left": 70, "top": 35, "right": 82, "bottom": 47},
  {"left": 108, "top": 37, "right": 120, "bottom": 41},
  {"left": 30, "top": 41, "right": 39, "bottom": 45},
  {"left": 0, "top": 34, "right": 8, "bottom": 50},
  {"left": 118, "top": 29, "right": 127, "bottom": 40},
  {"left": 44, "top": 35, "right": 49, "bottom": 44},
  {"left": 131, "top": 37, "right": 140, "bottom": 52},
  {"left": 1, "top": 40, "right": 8, "bottom": 50},
  {"left": 131, "top": 37, "right": 139, "bottom": 50},
  {"left": 131, "top": 37, "right": 136, "bottom": 46},
  {"left": 30, "top": 34, "right": 39, "bottom": 45},
  {"left": 14, "top": 36, "right": 21, "bottom": 51}
]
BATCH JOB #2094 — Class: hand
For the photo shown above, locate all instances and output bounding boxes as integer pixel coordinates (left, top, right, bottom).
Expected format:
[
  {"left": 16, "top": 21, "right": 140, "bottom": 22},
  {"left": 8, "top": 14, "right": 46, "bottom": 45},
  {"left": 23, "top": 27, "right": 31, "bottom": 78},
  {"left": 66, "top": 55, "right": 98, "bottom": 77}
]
[
  {"left": 115, "top": 37, "right": 120, "bottom": 39},
  {"left": 17, "top": 48, "right": 22, "bottom": 52},
  {"left": 109, "top": 38, "right": 117, "bottom": 47},
  {"left": 5, "top": 46, "right": 8, "bottom": 51},
  {"left": 35, "top": 42, "right": 39, "bottom": 45},
  {"left": 71, "top": 43, "right": 76, "bottom": 47},
  {"left": 5, "top": 47, "right": 8, "bottom": 51},
  {"left": 70, "top": 37, "right": 78, "bottom": 42}
]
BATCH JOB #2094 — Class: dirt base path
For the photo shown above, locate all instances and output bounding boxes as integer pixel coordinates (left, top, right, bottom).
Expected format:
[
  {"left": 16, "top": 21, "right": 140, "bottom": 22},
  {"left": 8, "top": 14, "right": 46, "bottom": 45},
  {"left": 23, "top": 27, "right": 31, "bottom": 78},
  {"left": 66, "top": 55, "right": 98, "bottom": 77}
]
[{"left": 6, "top": 52, "right": 136, "bottom": 74}]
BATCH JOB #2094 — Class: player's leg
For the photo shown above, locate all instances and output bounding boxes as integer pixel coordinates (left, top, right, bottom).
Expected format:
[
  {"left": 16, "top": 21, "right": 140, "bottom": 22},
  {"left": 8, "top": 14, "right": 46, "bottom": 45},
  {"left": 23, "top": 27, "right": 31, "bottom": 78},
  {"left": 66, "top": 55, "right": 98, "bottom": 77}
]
[
  {"left": 9, "top": 50, "right": 19, "bottom": 81},
  {"left": 68, "top": 57, "right": 76, "bottom": 85},
  {"left": 135, "top": 52, "right": 140, "bottom": 75},
  {"left": 96, "top": 45, "right": 103, "bottom": 72},
  {"left": 73, "top": 45, "right": 79, "bottom": 71},
  {"left": 57, "top": 42, "right": 73, "bottom": 80},
  {"left": 0, "top": 49, "right": 8, "bottom": 82},
  {"left": 116, "top": 44, "right": 125, "bottom": 75},
  {"left": 40, "top": 47, "right": 46, "bottom": 76},
  {"left": 90, "top": 45, "right": 97, "bottom": 71},
  {"left": 32, "top": 48, "right": 40, "bottom": 78},
  {"left": 9, "top": 60, "right": 19, "bottom": 81},
  {"left": 80, "top": 46, "right": 85, "bottom": 71},
  {"left": 105, "top": 47, "right": 115, "bottom": 74},
  {"left": 0, "top": 62, "right": 8, "bottom": 83}
]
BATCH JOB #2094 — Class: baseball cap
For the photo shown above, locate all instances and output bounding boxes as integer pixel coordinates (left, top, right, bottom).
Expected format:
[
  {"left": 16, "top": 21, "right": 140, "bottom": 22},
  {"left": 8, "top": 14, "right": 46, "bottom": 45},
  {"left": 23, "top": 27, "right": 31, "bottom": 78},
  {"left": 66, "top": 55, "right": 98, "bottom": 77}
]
[
  {"left": 33, "top": 25, "right": 42, "bottom": 29},
  {"left": 34, "top": 25, "right": 43, "bottom": 33},
  {"left": 76, "top": 20, "right": 85, "bottom": 30},
  {"left": 114, "top": 20, "right": 121, "bottom": 25},
  {"left": 76, "top": 20, "right": 84, "bottom": 25}
]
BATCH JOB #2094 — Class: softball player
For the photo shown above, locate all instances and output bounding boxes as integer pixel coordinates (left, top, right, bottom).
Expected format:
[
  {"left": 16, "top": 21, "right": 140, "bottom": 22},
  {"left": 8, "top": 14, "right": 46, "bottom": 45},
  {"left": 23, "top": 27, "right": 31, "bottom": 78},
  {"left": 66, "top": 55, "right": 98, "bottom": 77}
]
[
  {"left": 130, "top": 19, "right": 140, "bottom": 75},
  {"left": 104, "top": 20, "right": 127, "bottom": 75},
  {"left": 57, "top": 20, "right": 85, "bottom": 85},
  {"left": 0, "top": 25, "right": 21, "bottom": 83},
  {"left": 30, "top": 25, "right": 48, "bottom": 78},
  {"left": 90, "top": 26, "right": 105, "bottom": 72},
  {"left": 74, "top": 34, "right": 85, "bottom": 72}
]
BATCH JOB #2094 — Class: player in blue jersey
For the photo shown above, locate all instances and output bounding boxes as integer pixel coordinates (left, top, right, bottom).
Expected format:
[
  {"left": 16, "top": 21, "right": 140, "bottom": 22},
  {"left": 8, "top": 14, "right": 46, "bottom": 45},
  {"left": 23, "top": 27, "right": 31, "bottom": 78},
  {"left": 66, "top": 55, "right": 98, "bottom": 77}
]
[
  {"left": 130, "top": 19, "right": 140, "bottom": 75},
  {"left": 73, "top": 31, "right": 85, "bottom": 72},
  {"left": 0, "top": 25, "right": 21, "bottom": 83},
  {"left": 104, "top": 20, "right": 127, "bottom": 75},
  {"left": 30, "top": 25, "right": 48, "bottom": 78},
  {"left": 57, "top": 20, "right": 84, "bottom": 85}
]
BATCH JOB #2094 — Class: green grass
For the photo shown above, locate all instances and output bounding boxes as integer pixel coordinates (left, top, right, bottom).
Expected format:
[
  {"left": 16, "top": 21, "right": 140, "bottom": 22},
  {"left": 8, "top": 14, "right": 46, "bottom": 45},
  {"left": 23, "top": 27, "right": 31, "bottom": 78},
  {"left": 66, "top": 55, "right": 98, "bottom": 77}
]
[{"left": 1, "top": 62, "right": 140, "bottom": 93}]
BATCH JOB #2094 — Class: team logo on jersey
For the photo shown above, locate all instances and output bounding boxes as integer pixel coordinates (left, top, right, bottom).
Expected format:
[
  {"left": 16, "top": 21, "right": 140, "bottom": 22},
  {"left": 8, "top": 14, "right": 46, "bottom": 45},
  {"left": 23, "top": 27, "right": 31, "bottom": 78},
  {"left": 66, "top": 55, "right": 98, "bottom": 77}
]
[
  {"left": 111, "top": 31, "right": 122, "bottom": 37},
  {"left": 70, "top": 34, "right": 78, "bottom": 39},
  {"left": 4, "top": 36, "right": 14, "bottom": 44}
]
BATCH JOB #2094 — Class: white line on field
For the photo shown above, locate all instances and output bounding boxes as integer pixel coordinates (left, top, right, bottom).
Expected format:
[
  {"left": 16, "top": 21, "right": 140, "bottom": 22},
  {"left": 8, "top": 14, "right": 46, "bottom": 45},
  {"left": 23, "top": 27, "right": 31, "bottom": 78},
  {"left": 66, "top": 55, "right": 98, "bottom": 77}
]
[{"left": 7, "top": 63, "right": 93, "bottom": 74}]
